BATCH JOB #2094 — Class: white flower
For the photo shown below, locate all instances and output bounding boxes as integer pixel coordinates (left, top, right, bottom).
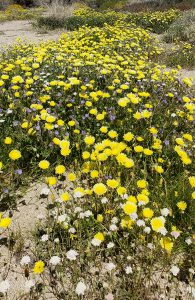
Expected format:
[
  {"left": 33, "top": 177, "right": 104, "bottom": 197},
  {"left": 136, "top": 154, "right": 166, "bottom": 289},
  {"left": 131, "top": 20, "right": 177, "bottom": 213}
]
[
  {"left": 125, "top": 266, "right": 133, "bottom": 274},
  {"left": 25, "top": 280, "right": 35, "bottom": 292},
  {"left": 20, "top": 255, "right": 31, "bottom": 266},
  {"left": 144, "top": 226, "right": 151, "bottom": 234},
  {"left": 41, "top": 234, "right": 49, "bottom": 242},
  {"left": 171, "top": 231, "right": 180, "bottom": 239},
  {"left": 101, "top": 197, "right": 108, "bottom": 204},
  {"left": 0, "top": 280, "right": 10, "bottom": 294},
  {"left": 105, "top": 293, "right": 114, "bottom": 300},
  {"left": 159, "top": 227, "right": 167, "bottom": 235},
  {"left": 130, "top": 213, "right": 137, "bottom": 220},
  {"left": 40, "top": 187, "right": 50, "bottom": 196},
  {"left": 68, "top": 227, "right": 76, "bottom": 234},
  {"left": 185, "top": 238, "right": 192, "bottom": 245},
  {"left": 75, "top": 281, "right": 87, "bottom": 296},
  {"left": 74, "top": 207, "right": 82, "bottom": 213},
  {"left": 54, "top": 238, "right": 60, "bottom": 243},
  {"left": 187, "top": 286, "right": 195, "bottom": 297},
  {"left": 136, "top": 220, "right": 145, "bottom": 227},
  {"left": 74, "top": 191, "right": 83, "bottom": 198},
  {"left": 49, "top": 256, "right": 61, "bottom": 266},
  {"left": 105, "top": 262, "right": 116, "bottom": 272},
  {"left": 58, "top": 214, "right": 69, "bottom": 223},
  {"left": 66, "top": 249, "right": 78, "bottom": 260},
  {"left": 170, "top": 265, "right": 180, "bottom": 276},
  {"left": 79, "top": 212, "right": 85, "bottom": 219},
  {"left": 161, "top": 208, "right": 169, "bottom": 216},
  {"left": 107, "top": 242, "right": 114, "bottom": 249},
  {"left": 91, "top": 238, "right": 101, "bottom": 246},
  {"left": 111, "top": 217, "right": 118, "bottom": 224},
  {"left": 84, "top": 210, "right": 93, "bottom": 217},
  {"left": 189, "top": 268, "right": 194, "bottom": 275},
  {"left": 6, "top": 109, "right": 13, "bottom": 114},
  {"left": 109, "top": 224, "right": 117, "bottom": 231},
  {"left": 147, "top": 243, "right": 154, "bottom": 249}
]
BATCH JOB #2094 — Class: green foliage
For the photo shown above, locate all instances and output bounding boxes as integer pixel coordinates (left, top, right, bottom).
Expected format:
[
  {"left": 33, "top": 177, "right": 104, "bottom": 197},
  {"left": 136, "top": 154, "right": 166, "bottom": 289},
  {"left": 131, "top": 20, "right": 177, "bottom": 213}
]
[{"left": 164, "top": 9, "right": 195, "bottom": 43}]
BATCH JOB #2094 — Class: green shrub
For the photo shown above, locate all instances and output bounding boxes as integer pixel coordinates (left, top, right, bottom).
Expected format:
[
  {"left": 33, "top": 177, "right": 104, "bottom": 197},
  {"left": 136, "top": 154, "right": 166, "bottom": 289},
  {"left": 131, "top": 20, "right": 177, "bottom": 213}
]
[{"left": 164, "top": 9, "right": 195, "bottom": 43}]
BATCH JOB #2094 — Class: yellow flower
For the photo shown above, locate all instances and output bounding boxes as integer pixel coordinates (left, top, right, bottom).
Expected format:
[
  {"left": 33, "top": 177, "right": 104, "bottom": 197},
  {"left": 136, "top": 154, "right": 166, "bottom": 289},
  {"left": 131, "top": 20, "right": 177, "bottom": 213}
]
[
  {"left": 33, "top": 261, "right": 45, "bottom": 274},
  {"left": 151, "top": 217, "right": 165, "bottom": 232},
  {"left": 160, "top": 237, "right": 173, "bottom": 253},
  {"left": 189, "top": 176, "right": 195, "bottom": 188},
  {"left": 108, "top": 130, "right": 118, "bottom": 139},
  {"left": 107, "top": 179, "right": 119, "bottom": 189},
  {"left": 143, "top": 148, "right": 153, "bottom": 155},
  {"left": 9, "top": 150, "right": 21, "bottom": 160},
  {"left": 90, "top": 170, "right": 99, "bottom": 178},
  {"left": 68, "top": 173, "right": 76, "bottom": 181},
  {"left": 97, "top": 214, "right": 103, "bottom": 222},
  {"left": 100, "top": 126, "right": 108, "bottom": 133},
  {"left": 4, "top": 137, "right": 12, "bottom": 144},
  {"left": 60, "top": 192, "right": 70, "bottom": 202},
  {"left": 142, "top": 207, "right": 154, "bottom": 219},
  {"left": 137, "top": 180, "right": 147, "bottom": 189},
  {"left": 123, "top": 132, "right": 134, "bottom": 142},
  {"left": 137, "top": 193, "right": 149, "bottom": 204},
  {"left": 55, "top": 165, "right": 66, "bottom": 175},
  {"left": 177, "top": 201, "right": 187, "bottom": 211},
  {"left": 0, "top": 162, "right": 3, "bottom": 170},
  {"left": 117, "top": 186, "right": 126, "bottom": 195},
  {"left": 192, "top": 191, "right": 195, "bottom": 199},
  {"left": 39, "top": 160, "right": 50, "bottom": 170},
  {"left": 0, "top": 217, "right": 11, "bottom": 228},
  {"left": 134, "top": 146, "right": 143, "bottom": 153},
  {"left": 93, "top": 183, "right": 107, "bottom": 196},
  {"left": 84, "top": 135, "right": 95, "bottom": 145},
  {"left": 47, "top": 177, "right": 57, "bottom": 186},
  {"left": 94, "top": 232, "right": 104, "bottom": 241},
  {"left": 154, "top": 165, "right": 164, "bottom": 174},
  {"left": 68, "top": 120, "right": 75, "bottom": 126},
  {"left": 123, "top": 202, "right": 137, "bottom": 215},
  {"left": 82, "top": 151, "right": 90, "bottom": 159}
]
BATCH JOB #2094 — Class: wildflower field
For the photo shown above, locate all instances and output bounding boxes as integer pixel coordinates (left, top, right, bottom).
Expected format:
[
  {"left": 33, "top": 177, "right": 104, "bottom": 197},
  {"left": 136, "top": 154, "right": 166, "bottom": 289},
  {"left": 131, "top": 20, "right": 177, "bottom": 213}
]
[{"left": 0, "top": 6, "right": 195, "bottom": 300}]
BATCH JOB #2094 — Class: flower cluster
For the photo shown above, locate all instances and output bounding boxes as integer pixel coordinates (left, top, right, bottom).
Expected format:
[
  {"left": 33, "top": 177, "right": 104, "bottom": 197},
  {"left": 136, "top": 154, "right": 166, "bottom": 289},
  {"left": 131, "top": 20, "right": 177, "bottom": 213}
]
[{"left": 0, "top": 16, "right": 194, "bottom": 299}]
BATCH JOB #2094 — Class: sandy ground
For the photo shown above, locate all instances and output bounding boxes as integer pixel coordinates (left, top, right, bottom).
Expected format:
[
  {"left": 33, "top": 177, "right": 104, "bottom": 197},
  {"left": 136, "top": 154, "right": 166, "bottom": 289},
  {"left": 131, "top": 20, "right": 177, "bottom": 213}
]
[
  {"left": 0, "top": 183, "right": 58, "bottom": 299},
  {"left": 0, "top": 20, "right": 63, "bottom": 50}
]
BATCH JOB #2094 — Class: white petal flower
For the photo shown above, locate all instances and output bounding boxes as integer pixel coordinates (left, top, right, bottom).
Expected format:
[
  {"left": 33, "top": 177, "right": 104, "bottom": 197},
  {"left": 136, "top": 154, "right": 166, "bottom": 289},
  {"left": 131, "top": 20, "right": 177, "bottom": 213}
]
[
  {"left": 107, "top": 242, "right": 115, "bottom": 249},
  {"left": 40, "top": 187, "right": 50, "bottom": 196},
  {"left": 161, "top": 208, "right": 169, "bottom": 216},
  {"left": 25, "top": 280, "right": 35, "bottom": 292},
  {"left": 91, "top": 238, "right": 101, "bottom": 246},
  {"left": 20, "top": 255, "right": 31, "bottom": 266},
  {"left": 0, "top": 280, "right": 10, "bottom": 294},
  {"left": 75, "top": 281, "right": 87, "bottom": 296},
  {"left": 144, "top": 226, "right": 151, "bottom": 234},
  {"left": 136, "top": 220, "right": 145, "bottom": 227},
  {"left": 41, "top": 234, "right": 49, "bottom": 242},
  {"left": 170, "top": 265, "right": 180, "bottom": 276},
  {"left": 125, "top": 266, "right": 133, "bottom": 274},
  {"left": 66, "top": 249, "right": 78, "bottom": 260},
  {"left": 109, "top": 224, "right": 117, "bottom": 231},
  {"left": 49, "top": 256, "right": 61, "bottom": 266},
  {"left": 105, "top": 262, "right": 116, "bottom": 272}
]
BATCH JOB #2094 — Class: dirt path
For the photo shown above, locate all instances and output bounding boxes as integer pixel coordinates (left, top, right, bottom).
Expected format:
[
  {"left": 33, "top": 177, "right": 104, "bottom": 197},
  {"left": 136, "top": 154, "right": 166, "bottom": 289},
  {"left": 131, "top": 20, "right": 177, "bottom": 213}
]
[{"left": 0, "top": 20, "right": 63, "bottom": 50}]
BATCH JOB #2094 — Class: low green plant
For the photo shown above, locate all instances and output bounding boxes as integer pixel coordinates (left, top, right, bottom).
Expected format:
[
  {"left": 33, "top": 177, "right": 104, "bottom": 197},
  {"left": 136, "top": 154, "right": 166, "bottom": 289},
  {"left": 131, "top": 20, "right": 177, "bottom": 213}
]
[{"left": 164, "top": 9, "right": 195, "bottom": 43}]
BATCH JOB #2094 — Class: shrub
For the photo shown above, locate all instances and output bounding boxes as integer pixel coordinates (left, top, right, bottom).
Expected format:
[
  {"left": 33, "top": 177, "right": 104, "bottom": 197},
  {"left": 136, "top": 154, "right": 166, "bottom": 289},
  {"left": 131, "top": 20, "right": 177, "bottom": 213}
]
[{"left": 164, "top": 9, "right": 195, "bottom": 43}]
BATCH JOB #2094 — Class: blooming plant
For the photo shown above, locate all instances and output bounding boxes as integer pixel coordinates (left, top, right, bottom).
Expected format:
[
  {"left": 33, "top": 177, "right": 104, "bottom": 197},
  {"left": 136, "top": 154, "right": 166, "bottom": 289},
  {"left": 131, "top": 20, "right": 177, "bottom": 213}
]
[{"left": 0, "top": 13, "right": 194, "bottom": 299}]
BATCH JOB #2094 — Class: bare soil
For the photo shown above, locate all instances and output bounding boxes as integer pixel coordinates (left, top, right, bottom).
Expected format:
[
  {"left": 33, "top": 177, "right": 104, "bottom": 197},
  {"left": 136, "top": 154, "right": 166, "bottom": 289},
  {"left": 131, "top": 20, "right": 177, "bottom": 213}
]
[{"left": 0, "top": 20, "right": 62, "bottom": 50}]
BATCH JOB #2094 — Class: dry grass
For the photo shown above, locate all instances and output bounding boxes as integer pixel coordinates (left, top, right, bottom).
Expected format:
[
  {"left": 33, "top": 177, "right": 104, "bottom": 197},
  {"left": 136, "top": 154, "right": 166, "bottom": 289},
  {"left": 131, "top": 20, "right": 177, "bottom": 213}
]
[{"left": 43, "top": 0, "right": 76, "bottom": 19}]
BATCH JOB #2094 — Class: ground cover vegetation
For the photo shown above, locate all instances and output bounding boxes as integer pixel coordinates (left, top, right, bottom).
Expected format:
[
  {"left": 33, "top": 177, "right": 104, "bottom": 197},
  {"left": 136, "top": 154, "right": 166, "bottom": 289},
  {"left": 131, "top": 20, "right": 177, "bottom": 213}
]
[{"left": 0, "top": 4, "right": 195, "bottom": 300}]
